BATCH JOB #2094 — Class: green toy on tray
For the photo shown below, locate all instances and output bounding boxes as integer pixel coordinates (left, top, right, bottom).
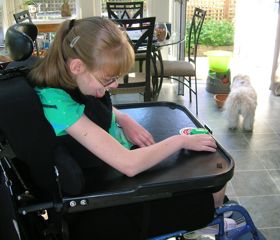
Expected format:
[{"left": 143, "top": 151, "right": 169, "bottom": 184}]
[{"left": 179, "top": 127, "right": 209, "bottom": 135}]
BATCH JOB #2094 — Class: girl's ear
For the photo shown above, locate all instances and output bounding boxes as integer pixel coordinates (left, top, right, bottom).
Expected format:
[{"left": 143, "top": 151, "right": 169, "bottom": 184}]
[{"left": 69, "top": 59, "right": 86, "bottom": 75}]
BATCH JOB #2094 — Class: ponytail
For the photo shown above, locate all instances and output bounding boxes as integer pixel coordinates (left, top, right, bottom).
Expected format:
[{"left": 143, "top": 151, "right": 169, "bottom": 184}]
[{"left": 29, "top": 20, "right": 77, "bottom": 89}]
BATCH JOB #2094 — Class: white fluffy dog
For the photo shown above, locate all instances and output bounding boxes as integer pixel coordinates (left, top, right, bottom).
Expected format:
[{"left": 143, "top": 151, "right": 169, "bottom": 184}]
[{"left": 224, "top": 74, "right": 257, "bottom": 131}]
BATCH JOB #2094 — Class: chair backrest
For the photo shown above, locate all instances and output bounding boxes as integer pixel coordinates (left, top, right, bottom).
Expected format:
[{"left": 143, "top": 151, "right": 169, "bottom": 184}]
[
  {"left": 0, "top": 72, "right": 58, "bottom": 197},
  {"left": 0, "top": 74, "right": 86, "bottom": 200},
  {"left": 106, "top": 1, "right": 144, "bottom": 20},
  {"left": 187, "top": 8, "right": 206, "bottom": 64},
  {"left": 114, "top": 17, "right": 155, "bottom": 101},
  {"left": 0, "top": 24, "right": 86, "bottom": 198},
  {"left": 13, "top": 10, "right": 32, "bottom": 23}
]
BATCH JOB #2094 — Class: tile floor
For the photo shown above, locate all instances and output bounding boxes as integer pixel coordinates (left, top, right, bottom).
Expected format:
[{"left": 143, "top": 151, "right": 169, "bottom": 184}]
[{"left": 111, "top": 58, "right": 280, "bottom": 239}]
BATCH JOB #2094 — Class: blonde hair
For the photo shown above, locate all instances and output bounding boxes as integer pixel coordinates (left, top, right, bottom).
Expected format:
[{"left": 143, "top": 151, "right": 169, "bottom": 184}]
[{"left": 29, "top": 17, "right": 135, "bottom": 89}]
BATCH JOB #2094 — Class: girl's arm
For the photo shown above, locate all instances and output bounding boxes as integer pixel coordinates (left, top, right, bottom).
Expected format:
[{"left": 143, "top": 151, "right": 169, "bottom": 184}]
[
  {"left": 113, "top": 107, "right": 155, "bottom": 147},
  {"left": 66, "top": 114, "right": 217, "bottom": 177}
]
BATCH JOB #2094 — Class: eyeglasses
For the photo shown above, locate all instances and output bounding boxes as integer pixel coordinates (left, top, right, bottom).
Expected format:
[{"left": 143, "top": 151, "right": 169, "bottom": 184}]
[{"left": 90, "top": 73, "right": 120, "bottom": 87}]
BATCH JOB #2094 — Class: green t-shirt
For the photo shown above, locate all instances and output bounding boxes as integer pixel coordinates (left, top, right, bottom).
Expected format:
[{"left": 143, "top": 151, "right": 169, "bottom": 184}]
[{"left": 35, "top": 87, "right": 132, "bottom": 149}]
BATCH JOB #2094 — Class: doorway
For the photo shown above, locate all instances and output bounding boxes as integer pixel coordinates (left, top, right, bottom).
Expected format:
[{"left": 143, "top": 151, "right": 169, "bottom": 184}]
[{"left": 233, "top": 0, "right": 278, "bottom": 89}]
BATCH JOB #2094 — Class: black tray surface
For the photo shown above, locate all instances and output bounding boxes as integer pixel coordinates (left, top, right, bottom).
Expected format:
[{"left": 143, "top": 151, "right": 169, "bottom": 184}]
[{"left": 64, "top": 102, "right": 234, "bottom": 211}]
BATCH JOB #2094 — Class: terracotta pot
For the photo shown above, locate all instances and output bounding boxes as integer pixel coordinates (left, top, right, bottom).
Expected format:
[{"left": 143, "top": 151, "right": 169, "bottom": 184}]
[
  {"left": 214, "top": 94, "right": 228, "bottom": 108},
  {"left": 28, "top": 4, "right": 37, "bottom": 19},
  {"left": 61, "top": 2, "right": 71, "bottom": 17}
]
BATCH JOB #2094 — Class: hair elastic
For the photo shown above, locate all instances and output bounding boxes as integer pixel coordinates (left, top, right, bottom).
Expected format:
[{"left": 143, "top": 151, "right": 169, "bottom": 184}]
[{"left": 69, "top": 19, "right": 75, "bottom": 30}]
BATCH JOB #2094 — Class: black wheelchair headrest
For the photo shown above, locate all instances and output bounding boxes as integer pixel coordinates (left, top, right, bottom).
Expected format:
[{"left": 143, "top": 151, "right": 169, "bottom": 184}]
[{"left": 5, "top": 22, "right": 38, "bottom": 61}]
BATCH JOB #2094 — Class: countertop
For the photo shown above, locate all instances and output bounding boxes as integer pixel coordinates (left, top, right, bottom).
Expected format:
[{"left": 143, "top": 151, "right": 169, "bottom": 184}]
[{"left": 32, "top": 17, "right": 73, "bottom": 25}]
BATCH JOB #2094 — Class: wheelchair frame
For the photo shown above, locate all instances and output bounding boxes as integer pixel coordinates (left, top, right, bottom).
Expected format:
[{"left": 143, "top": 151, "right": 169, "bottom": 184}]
[
  {"left": 0, "top": 83, "right": 261, "bottom": 239},
  {"left": 0, "top": 21, "right": 262, "bottom": 240}
]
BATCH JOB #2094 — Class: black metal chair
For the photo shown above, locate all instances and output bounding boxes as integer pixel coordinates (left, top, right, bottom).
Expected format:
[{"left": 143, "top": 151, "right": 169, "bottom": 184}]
[
  {"left": 111, "top": 17, "right": 155, "bottom": 101},
  {"left": 107, "top": 1, "right": 147, "bottom": 77},
  {"left": 106, "top": 1, "right": 144, "bottom": 20},
  {"left": 13, "top": 10, "right": 40, "bottom": 56},
  {"left": 13, "top": 10, "right": 32, "bottom": 23},
  {"left": 151, "top": 8, "right": 206, "bottom": 115}
]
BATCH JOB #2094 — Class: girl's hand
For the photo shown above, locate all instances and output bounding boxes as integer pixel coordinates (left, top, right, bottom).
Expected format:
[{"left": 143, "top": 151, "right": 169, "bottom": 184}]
[
  {"left": 114, "top": 108, "right": 155, "bottom": 147},
  {"left": 182, "top": 134, "right": 217, "bottom": 152},
  {"left": 121, "top": 118, "right": 155, "bottom": 147}
]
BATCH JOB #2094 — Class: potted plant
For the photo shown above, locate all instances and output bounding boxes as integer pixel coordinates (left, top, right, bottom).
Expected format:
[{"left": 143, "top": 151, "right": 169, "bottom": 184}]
[
  {"left": 24, "top": 0, "right": 38, "bottom": 8},
  {"left": 61, "top": 0, "right": 71, "bottom": 17},
  {"left": 24, "top": 0, "right": 38, "bottom": 19}
]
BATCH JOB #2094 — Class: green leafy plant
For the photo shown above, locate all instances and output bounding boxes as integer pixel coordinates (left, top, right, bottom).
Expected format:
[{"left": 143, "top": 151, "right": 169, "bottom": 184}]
[
  {"left": 198, "top": 19, "right": 234, "bottom": 46},
  {"left": 24, "top": 0, "right": 38, "bottom": 6},
  {"left": 185, "top": 19, "right": 234, "bottom": 48}
]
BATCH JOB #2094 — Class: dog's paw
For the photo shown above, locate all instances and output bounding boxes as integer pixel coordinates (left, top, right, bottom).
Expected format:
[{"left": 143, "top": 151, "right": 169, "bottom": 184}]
[
  {"left": 243, "top": 127, "right": 253, "bottom": 132},
  {"left": 243, "top": 122, "right": 254, "bottom": 131}
]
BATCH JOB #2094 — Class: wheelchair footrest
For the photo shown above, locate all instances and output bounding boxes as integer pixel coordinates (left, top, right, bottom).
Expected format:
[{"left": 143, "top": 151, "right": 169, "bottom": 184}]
[{"left": 150, "top": 204, "right": 263, "bottom": 240}]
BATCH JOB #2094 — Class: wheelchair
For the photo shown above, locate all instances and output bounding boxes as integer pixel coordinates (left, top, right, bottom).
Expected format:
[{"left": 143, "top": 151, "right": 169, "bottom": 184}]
[{"left": 0, "top": 22, "right": 263, "bottom": 240}]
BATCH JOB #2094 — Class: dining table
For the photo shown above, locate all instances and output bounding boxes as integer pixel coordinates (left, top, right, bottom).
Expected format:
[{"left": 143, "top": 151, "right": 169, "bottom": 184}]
[
  {"left": 32, "top": 17, "right": 70, "bottom": 33},
  {"left": 127, "top": 30, "right": 185, "bottom": 98},
  {"left": 0, "top": 47, "right": 11, "bottom": 69}
]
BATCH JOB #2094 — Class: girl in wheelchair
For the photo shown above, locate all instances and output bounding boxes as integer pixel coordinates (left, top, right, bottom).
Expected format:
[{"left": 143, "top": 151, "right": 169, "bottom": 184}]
[{"left": 27, "top": 16, "right": 228, "bottom": 239}]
